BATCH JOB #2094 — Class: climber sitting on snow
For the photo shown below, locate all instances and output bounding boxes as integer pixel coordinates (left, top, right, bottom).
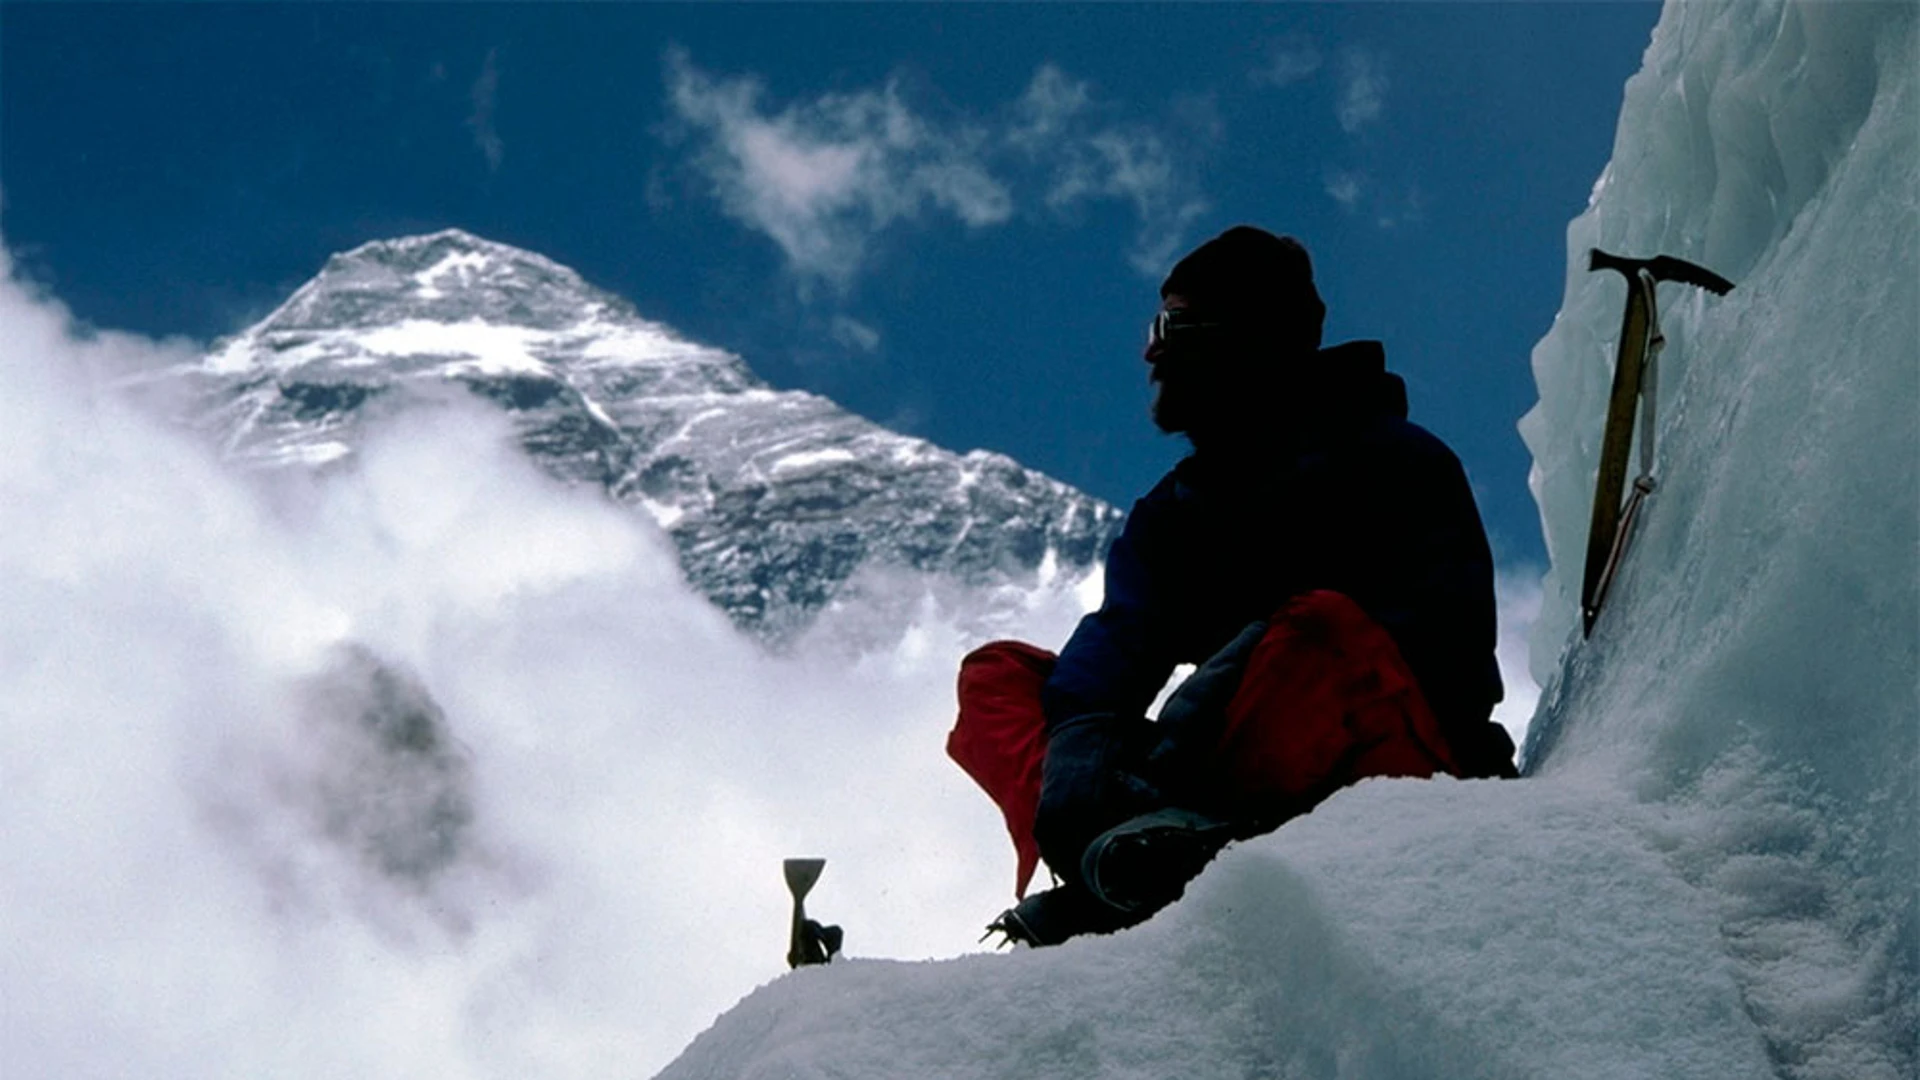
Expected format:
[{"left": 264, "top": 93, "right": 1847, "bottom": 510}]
[{"left": 949, "top": 226, "right": 1517, "bottom": 947}]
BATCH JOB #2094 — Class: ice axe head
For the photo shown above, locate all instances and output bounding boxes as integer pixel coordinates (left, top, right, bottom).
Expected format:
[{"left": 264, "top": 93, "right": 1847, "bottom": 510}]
[
  {"left": 784, "top": 858, "right": 825, "bottom": 904},
  {"left": 1588, "top": 248, "right": 1734, "bottom": 295}
]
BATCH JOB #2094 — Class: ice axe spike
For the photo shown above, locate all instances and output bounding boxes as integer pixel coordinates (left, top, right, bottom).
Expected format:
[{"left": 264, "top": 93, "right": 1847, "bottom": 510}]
[
  {"left": 784, "top": 858, "right": 842, "bottom": 969},
  {"left": 1580, "top": 248, "right": 1733, "bottom": 637}
]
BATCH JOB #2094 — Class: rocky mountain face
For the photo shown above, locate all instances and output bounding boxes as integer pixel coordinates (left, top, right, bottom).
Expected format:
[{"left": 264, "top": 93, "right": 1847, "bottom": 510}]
[{"left": 169, "top": 230, "right": 1121, "bottom": 638}]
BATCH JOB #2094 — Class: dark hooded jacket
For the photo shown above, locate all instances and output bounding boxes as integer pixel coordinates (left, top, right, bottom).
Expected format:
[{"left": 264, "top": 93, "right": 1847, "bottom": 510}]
[{"left": 1039, "top": 341, "right": 1512, "bottom": 774}]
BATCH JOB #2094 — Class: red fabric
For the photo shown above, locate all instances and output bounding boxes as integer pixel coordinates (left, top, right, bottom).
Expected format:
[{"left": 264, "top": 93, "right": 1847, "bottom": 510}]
[
  {"left": 1208, "top": 590, "right": 1459, "bottom": 821},
  {"left": 946, "top": 591, "right": 1462, "bottom": 898},
  {"left": 947, "top": 641, "right": 1057, "bottom": 898}
]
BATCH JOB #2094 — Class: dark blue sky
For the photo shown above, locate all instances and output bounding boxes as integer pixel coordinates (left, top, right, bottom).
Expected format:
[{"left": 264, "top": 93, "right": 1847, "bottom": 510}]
[{"left": 0, "top": 3, "right": 1661, "bottom": 567}]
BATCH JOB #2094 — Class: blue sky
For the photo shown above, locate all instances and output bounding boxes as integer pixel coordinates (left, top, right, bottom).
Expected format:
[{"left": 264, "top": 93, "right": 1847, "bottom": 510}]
[{"left": 0, "top": 2, "right": 1660, "bottom": 567}]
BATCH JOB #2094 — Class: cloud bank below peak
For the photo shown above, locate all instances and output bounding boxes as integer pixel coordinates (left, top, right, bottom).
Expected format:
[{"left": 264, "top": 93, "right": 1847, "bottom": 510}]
[{"left": 659, "top": 50, "right": 1211, "bottom": 290}]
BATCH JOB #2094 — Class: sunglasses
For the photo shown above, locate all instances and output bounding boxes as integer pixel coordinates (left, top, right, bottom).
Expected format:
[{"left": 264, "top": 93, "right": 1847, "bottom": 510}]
[{"left": 1147, "top": 310, "right": 1227, "bottom": 349}]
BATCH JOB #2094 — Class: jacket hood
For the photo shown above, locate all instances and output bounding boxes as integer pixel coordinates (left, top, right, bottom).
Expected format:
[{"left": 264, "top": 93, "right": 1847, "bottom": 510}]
[
  {"left": 1246, "top": 339, "right": 1410, "bottom": 448},
  {"left": 1293, "top": 340, "right": 1407, "bottom": 423},
  {"left": 1177, "top": 339, "right": 1409, "bottom": 472}
]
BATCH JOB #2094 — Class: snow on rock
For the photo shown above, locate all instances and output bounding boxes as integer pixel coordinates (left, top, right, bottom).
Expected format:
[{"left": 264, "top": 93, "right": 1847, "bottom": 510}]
[
  {"left": 657, "top": 3, "right": 1917, "bottom": 1077},
  {"left": 170, "top": 228, "right": 1121, "bottom": 642},
  {"left": 769, "top": 447, "right": 860, "bottom": 475},
  {"left": 352, "top": 320, "right": 551, "bottom": 376}
]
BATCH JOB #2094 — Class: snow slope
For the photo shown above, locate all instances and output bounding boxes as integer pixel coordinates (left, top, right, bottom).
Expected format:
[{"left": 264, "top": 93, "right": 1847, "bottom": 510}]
[
  {"left": 664, "top": 779, "right": 1773, "bottom": 1080},
  {"left": 657, "top": 3, "right": 1918, "bottom": 1077}
]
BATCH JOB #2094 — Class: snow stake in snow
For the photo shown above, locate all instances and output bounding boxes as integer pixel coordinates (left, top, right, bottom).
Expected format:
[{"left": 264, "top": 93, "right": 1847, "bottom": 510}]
[
  {"left": 1582, "top": 249, "right": 1734, "bottom": 637},
  {"left": 783, "top": 858, "right": 843, "bottom": 968}
]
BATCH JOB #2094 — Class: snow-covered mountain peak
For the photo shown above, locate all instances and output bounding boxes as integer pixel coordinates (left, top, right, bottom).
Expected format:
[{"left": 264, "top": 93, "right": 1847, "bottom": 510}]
[
  {"left": 262, "top": 228, "right": 620, "bottom": 333},
  {"left": 205, "top": 230, "right": 756, "bottom": 391},
  {"left": 178, "top": 230, "right": 1122, "bottom": 638}
]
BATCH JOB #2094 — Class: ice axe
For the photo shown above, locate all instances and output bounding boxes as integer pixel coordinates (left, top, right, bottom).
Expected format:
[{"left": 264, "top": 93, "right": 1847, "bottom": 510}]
[
  {"left": 1581, "top": 248, "right": 1734, "bottom": 636},
  {"left": 783, "top": 858, "right": 842, "bottom": 968}
]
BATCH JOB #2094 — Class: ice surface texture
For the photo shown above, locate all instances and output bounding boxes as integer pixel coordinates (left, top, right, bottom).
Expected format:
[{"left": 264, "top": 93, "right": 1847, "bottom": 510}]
[
  {"left": 1521, "top": 2, "right": 1916, "bottom": 1074},
  {"left": 661, "top": 3, "right": 1917, "bottom": 1077}
]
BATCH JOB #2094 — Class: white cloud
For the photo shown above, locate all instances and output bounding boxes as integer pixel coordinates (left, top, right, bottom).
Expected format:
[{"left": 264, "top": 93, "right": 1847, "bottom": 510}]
[
  {"left": 1279, "top": 45, "right": 1408, "bottom": 228},
  {"left": 1020, "top": 73, "right": 1211, "bottom": 276},
  {"left": 1336, "top": 47, "right": 1389, "bottom": 134},
  {"left": 659, "top": 53, "right": 1211, "bottom": 289},
  {"left": 1324, "top": 167, "right": 1366, "bottom": 209},
  {"left": 1010, "top": 63, "right": 1092, "bottom": 149},
  {"left": 1492, "top": 568, "right": 1545, "bottom": 756},
  {"left": 1325, "top": 170, "right": 1427, "bottom": 231},
  {"left": 663, "top": 48, "right": 1012, "bottom": 290},
  {"left": 467, "top": 48, "right": 503, "bottom": 172},
  {"left": 1253, "top": 37, "right": 1322, "bottom": 87},
  {"left": 830, "top": 314, "right": 882, "bottom": 352},
  {"left": 1128, "top": 203, "right": 1213, "bottom": 277}
]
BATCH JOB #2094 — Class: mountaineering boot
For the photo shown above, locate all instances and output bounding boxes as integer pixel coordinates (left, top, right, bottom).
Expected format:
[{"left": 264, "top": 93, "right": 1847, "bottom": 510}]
[
  {"left": 983, "top": 883, "right": 1148, "bottom": 948},
  {"left": 984, "top": 808, "right": 1241, "bottom": 946},
  {"left": 1081, "top": 807, "right": 1239, "bottom": 914}
]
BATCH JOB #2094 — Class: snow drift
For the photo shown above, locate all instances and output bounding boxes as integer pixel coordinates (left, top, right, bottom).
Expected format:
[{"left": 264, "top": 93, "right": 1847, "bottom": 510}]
[{"left": 658, "top": 3, "right": 1917, "bottom": 1078}]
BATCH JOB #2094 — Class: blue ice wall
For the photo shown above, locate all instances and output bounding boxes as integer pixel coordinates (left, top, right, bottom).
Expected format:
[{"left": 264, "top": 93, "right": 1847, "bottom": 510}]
[{"left": 1519, "top": 3, "right": 1917, "bottom": 1074}]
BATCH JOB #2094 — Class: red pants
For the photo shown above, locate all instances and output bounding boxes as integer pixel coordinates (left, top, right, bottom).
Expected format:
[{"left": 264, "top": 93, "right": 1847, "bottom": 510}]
[{"left": 948, "top": 591, "right": 1461, "bottom": 898}]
